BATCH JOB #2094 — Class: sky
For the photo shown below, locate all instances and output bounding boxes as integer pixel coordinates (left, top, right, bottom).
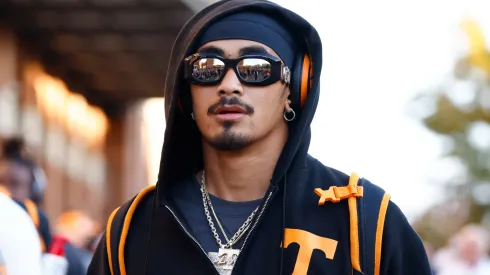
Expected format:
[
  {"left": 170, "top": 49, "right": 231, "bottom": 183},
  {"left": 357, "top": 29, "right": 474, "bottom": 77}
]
[{"left": 143, "top": 0, "right": 490, "bottom": 222}]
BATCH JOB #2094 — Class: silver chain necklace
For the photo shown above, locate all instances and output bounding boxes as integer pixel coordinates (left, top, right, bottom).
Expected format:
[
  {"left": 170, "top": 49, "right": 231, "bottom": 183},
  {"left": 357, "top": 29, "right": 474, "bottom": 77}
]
[{"left": 200, "top": 171, "right": 260, "bottom": 275}]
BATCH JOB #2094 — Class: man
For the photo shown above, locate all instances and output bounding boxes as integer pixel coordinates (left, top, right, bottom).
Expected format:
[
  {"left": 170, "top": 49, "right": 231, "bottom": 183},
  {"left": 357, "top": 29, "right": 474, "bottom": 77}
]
[
  {"left": 0, "top": 137, "right": 52, "bottom": 252},
  {"left": 89, "top": 0, "right": 432, "bottom": 274},
  {"left": 0, "top": 192, "right": 43, "bottom": 275}
]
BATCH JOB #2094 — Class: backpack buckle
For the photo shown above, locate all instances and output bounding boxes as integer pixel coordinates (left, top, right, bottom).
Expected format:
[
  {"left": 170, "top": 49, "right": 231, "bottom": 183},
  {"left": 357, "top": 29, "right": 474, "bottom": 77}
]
[{"left": 314, "top": 185, "right": 364, "bottom": 205}]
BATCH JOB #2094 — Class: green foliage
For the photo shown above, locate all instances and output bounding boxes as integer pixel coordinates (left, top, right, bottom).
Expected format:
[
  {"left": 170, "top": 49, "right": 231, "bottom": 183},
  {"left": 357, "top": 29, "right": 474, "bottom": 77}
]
[{"left": 412, "top": 50, "right": 490, "bottom": 248}]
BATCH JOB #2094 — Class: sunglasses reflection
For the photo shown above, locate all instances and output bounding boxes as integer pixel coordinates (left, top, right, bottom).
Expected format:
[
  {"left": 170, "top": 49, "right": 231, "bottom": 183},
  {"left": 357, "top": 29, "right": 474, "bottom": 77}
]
[{"left": 192, "top": 58, "right": 272, "bottom": 82}]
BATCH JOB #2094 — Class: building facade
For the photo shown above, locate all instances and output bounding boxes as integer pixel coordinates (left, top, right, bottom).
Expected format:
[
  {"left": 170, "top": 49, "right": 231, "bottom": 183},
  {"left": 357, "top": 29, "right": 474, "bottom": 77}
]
[{"left": 0, "top": 0, "right": 209, "bottom": 222}]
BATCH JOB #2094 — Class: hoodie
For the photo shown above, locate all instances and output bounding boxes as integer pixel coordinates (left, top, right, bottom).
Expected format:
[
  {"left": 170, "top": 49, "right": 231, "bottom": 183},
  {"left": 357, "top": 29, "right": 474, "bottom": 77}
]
[{"left": 88, "top": 0, "right": 433, "bottom": 274}]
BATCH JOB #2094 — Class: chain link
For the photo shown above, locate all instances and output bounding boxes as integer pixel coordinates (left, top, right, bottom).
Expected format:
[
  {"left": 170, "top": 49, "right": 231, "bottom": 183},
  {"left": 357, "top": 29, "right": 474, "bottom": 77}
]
[
  {"left": 200, "top": 171, "right": 260, "bottom": 249},
  {"left": 204, "top": 183, "right": 231, "bottom": 243},
  {"left": 203, "top": 182, "right": 259, "bottom": 247}
]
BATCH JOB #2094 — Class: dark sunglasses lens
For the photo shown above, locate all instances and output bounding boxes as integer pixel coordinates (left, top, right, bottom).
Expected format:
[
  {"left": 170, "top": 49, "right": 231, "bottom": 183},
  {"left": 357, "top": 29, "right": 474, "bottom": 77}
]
[
  {"left": 192, "top": 58, "right": 225, "bottom": 83},
  {"left": 237, "top": 58, "right": 272, "bottom": 83}
]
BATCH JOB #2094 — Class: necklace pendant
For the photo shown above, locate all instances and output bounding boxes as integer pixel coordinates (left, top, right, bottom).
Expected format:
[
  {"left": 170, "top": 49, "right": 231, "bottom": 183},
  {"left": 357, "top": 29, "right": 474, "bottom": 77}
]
[{"left": 208, "top": 248, "right": 240, "bottom": 275}]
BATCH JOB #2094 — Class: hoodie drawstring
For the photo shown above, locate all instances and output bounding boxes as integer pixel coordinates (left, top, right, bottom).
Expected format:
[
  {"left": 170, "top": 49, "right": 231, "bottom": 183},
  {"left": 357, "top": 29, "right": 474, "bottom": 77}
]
[{"left": 279, "top": 175, "right": 287, "bottom": 275}]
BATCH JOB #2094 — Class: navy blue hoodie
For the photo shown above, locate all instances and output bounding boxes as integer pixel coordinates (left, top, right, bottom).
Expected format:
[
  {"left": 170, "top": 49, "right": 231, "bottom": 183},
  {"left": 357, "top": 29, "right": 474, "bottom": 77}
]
[{"left": 88, "top": 0, "right": 433, "bottom": 274}]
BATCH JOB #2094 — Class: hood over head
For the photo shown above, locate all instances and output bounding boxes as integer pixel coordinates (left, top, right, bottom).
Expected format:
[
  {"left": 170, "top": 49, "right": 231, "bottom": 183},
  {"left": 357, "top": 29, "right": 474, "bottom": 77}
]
[{"left": 157, "top": 0, "right": 323, "bottom": 203}]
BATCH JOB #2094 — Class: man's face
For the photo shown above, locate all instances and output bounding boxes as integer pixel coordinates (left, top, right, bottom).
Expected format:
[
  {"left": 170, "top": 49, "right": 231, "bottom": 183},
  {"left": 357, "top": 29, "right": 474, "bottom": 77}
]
[
  {"left": 190, "top": 39, "right": 290, "bottom": 151},
  {"left": 0, "top": 160, "right": 32, "bottom": 201}
]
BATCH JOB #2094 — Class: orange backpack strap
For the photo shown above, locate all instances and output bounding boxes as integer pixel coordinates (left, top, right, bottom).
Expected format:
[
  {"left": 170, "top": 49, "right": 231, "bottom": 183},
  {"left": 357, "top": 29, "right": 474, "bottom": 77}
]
[
  {"left": 346, "top": 173, "right": 363, "bottom": 273},
  {"left": 24, "top": 199, "right": 47, "bottom": 252},
  {"left": 106, "top": 185, "right": 156, "bottom": 275},
  {"left": 349, "top": 173, "right": 391, "bottom": 275},
  {"left": 314, "top": 173, "right": 365, "bottom": 272},
  {"left": 106, "top": 206, "right": 120, "bottom": 275},
  {"left": 24, "top": 199, "right": 40, "bottom": 227}
]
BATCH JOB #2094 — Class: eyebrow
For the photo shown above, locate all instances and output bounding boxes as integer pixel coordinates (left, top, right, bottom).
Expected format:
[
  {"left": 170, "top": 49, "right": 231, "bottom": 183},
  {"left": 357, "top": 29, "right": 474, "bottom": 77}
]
[
  {"left": 198, "top": 46, "right": 224, "bottom": 56},
  {"left": 239, "top": 46, "right": 268, "bottom": 56}
]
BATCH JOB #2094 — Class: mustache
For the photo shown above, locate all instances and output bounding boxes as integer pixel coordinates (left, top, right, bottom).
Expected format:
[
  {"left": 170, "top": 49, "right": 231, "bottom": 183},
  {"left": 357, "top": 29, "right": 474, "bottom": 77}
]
[{"left": 207, "top": 97, "right": 255, "bottom": 115}]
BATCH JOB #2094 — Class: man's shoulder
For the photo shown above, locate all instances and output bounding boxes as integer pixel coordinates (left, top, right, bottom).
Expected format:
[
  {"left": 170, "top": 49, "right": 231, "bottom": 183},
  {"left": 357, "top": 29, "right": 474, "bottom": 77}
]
[
  {"left": 304, "top": 154, "right": 386, "bottom": 193},
  {"left": 110, "top": 185, "right": 157, "bottom": 227},
  {"left": 303, "top": 154, "right": 349, "bottom": 187}
]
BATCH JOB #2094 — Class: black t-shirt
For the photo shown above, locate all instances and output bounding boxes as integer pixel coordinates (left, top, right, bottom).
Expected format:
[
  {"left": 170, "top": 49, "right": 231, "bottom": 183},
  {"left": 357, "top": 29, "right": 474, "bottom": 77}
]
[{"left": 172, "top": 174, "right": 261, "bottom": 254}]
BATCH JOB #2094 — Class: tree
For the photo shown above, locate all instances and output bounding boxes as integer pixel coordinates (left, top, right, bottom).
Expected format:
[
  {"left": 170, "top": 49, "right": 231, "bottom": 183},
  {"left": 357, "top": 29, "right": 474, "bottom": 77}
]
[{"left": 412, "top": 19, "right": 490, "bottom": 248}]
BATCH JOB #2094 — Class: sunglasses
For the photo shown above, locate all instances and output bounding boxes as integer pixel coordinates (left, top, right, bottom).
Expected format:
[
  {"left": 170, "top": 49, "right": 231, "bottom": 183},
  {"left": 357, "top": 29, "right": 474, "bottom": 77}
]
[{"left": 184, "top": 53, "right": 291, "bottom": 86}]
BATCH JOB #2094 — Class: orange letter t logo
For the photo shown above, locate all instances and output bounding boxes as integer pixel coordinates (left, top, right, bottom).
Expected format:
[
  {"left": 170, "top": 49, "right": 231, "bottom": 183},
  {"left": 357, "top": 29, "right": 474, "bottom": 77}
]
[{"left": 282, "top": 228, "right": 338, "bottom": 275}]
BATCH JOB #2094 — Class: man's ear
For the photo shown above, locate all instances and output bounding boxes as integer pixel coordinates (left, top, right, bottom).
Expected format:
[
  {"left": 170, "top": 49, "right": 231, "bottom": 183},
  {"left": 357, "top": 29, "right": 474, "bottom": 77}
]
[
  {"left": 285, "top": 99, "right": 292, "bottom": 112},
  {"left": 283, "top": 86, "right": 292, "bottom": 112}
]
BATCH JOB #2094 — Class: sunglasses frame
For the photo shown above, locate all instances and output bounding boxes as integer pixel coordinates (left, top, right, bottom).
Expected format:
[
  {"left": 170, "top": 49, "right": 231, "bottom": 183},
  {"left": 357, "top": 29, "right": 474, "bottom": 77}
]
[{"left": 184, "top": 53, "right": 291, "bottom": 86}]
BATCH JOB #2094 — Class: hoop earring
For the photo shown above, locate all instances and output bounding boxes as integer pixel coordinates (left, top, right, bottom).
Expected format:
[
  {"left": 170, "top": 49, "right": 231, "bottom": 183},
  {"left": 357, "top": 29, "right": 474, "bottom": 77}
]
[
  {"left": 191, "top": 112, "right": 195, "bottom": 120},
  {"left": 284, "top": 108, "right": 296, "bottom": 122}
]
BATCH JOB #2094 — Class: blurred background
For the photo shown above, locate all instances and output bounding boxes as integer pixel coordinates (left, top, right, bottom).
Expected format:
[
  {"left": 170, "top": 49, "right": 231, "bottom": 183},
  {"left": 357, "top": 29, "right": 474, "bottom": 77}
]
[{"left": 1, "top": 0, "right": 490, "bottom": 274}]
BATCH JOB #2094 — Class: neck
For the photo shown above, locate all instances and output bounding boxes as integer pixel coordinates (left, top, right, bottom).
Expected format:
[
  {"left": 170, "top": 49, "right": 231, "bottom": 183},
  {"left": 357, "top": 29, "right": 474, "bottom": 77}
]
[{"left": 201, "top": 128, "right": 288, "bottom": 202}]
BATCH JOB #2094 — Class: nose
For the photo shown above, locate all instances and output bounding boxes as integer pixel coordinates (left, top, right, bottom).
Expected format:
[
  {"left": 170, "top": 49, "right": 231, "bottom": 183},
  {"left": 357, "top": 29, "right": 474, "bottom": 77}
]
[{"left": 216, "top": 68, "right": 243, "bottom": 96}]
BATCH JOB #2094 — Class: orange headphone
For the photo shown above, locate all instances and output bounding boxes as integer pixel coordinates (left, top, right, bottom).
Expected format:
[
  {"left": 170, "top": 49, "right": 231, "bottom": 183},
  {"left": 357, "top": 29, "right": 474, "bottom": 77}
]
[{"left": 290, "top": 53, "right": 313, "bottom": 111}]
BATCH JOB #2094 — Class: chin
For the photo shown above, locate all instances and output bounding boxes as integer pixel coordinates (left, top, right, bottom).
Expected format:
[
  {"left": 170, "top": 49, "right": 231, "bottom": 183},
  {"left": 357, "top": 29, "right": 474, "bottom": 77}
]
[{"left": 206, "top": 131, "right": 254, "bottom": 151}]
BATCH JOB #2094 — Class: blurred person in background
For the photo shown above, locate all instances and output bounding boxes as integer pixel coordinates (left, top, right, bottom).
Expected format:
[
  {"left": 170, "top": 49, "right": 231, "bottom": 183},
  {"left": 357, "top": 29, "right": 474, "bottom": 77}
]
[
  {"left": 0, "top": 137, "right": 52, "bottom": 251},
  {"left": 434, "top": 224, "right": 490, "bottom": 275},
  {"left": 0, "top": 192, "right": 43, "bottom": 275},
  {"left": 52, "top": 210, "right": 97, "bottom": 275},
  {"left": 89, "top": 0, "right": 431, "bottom": 274}
]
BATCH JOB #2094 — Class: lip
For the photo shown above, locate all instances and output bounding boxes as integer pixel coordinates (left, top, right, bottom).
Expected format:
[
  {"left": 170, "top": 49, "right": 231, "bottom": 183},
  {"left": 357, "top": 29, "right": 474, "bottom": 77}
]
[{"left": 214, "top": 105, "right": 247, "bottom": 121}]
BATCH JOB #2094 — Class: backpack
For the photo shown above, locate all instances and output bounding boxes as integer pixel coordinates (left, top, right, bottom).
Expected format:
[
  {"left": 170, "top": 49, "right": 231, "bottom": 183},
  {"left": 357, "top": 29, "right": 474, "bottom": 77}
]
[{"left": 105, "top": 173, "right": 390, "bottom": 275}]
